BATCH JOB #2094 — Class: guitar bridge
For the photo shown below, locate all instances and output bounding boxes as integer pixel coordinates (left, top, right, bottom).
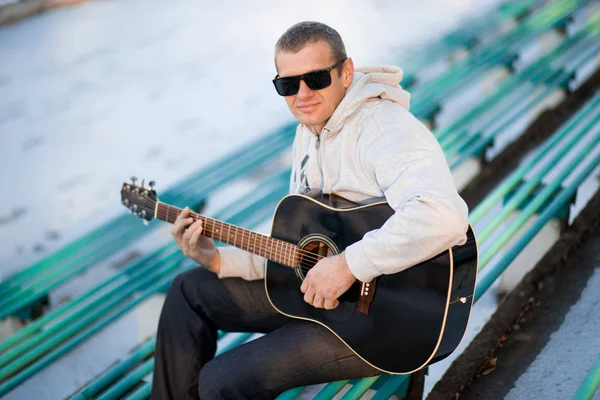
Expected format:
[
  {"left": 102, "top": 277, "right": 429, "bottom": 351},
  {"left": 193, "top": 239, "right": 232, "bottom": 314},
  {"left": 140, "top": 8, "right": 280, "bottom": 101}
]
[{"left": 358, "top": 279, "right": 377, "bottom": 315}]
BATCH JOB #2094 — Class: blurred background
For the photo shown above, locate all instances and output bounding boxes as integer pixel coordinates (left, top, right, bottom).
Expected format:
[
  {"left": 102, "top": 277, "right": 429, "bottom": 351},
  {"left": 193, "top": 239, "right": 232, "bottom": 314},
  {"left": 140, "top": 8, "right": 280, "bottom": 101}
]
[{"left": 1, "top": 0, "right": 600, "bottom": 399}]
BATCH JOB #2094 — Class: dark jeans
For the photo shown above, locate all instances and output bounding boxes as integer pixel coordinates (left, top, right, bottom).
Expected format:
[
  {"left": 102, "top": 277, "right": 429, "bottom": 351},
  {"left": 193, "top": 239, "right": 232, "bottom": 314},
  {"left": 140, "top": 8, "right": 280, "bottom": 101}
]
[{"left": 150, "top": 267, "right": 381, "bottom": 400}]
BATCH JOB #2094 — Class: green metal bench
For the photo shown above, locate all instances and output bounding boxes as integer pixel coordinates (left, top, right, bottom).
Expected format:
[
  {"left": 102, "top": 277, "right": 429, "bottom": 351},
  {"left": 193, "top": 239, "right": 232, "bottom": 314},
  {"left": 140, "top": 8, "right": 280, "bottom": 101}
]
[
  {"left": 0, "top": 167, "right": 292, "bottom": 397},
  {"left": 441, "top": 7, "right": 600, "bottom": 187},
  {"left": 397, "top": 0, "right": 542, "bottom": 89},
  {"left": 0, "top": 123, "right": 296, "bottom": 321},
  {"left": 409, "top": 0, "right": 592, "bottom": 122}
]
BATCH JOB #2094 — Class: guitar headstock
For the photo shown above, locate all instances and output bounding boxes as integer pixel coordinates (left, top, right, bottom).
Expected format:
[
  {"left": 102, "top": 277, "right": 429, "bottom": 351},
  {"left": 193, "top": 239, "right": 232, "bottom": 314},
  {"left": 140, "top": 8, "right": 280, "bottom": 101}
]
[{"left": 121, "top": 176, "right": 158, "bottom": 225}]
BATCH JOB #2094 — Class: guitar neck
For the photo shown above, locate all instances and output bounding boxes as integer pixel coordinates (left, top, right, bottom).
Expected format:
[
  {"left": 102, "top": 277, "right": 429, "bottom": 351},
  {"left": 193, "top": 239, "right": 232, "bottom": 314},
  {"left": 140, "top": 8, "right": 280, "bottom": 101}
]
[{"left": 155, "top": 201, "right": 298, "bottom": 268}]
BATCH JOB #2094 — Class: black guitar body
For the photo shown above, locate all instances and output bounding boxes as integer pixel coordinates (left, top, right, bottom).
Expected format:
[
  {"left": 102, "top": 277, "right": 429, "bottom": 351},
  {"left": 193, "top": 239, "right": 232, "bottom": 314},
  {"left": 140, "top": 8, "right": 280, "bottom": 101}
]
[{"left": 265, "top": 191, "right": 478, "bottom": 374}]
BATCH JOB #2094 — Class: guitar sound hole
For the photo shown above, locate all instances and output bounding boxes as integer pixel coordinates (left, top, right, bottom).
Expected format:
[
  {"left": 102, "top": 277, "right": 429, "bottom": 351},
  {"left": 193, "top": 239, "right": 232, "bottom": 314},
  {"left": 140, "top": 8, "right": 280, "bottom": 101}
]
[
  {"left": 296, "top": 236, "right": 359, "bottom": 303},
  {"left": 296, "top": 239, "right": 337, "bottom": 280}
]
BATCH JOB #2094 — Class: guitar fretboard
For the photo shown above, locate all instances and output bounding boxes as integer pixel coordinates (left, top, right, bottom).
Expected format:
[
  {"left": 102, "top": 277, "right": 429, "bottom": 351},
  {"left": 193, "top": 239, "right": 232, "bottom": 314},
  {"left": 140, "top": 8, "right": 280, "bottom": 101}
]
[{"left": 156, "top": 202, "right": 299, "bottom": 268}]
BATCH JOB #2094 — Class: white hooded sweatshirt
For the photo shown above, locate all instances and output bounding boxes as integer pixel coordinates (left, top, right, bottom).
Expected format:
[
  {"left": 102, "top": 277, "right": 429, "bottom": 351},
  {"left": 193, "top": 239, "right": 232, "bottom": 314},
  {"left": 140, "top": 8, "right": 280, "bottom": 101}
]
[{"left": 217, "top": 66, "right": 469, "bottom": 282}]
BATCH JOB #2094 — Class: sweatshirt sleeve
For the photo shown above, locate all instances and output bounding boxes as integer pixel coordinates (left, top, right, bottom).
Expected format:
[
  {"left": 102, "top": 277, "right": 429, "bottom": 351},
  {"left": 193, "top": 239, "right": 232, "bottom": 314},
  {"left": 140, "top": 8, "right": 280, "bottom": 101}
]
[
  {"left": 217, "top": 246, "right": 266, "bottom": 281},
  {"left": 344, "top": 126, "right": 470, "bottom": 283}
]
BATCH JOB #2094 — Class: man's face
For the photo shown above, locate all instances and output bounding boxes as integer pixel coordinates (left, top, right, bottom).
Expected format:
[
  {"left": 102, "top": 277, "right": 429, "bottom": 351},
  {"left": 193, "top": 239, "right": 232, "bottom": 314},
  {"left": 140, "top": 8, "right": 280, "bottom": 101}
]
[{"left": 275, "top": 41, "right": 354, "bottom": 134}]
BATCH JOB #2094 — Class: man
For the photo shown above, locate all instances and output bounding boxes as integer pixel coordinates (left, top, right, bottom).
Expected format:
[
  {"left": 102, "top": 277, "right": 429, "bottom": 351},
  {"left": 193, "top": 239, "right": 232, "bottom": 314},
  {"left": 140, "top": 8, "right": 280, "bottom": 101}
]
[{"left": 151, "top": 21, "right": 469, "bottom": 399}]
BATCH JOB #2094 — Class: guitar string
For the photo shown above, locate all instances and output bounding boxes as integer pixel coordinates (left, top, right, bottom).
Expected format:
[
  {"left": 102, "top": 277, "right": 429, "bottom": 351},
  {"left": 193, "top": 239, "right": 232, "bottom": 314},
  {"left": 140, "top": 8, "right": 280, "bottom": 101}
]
[
  {"left": 149, "top": 198, "right": 327, "bottom": 265},
  {"left": 154, "top": 203, "right": 325, "bottom": 264},
  {"left": 141, "top": 197, "right": 319, "bottom": 273},
  {"left": 180, "top": 209, "right": 325, "bottom": 267},
  {"left": 137, "top": 197, "right": 329, "bottom": 266}
]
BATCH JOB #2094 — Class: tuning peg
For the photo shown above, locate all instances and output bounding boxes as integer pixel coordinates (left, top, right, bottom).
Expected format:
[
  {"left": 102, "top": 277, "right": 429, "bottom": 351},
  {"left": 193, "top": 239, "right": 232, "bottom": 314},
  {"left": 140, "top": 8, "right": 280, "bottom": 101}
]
[
  {"left": 149, "top": 181, "right": 155, "bottom": 189},
  {"left": 143, "top": 220, "right": 150, "bottom": 226},
  {"left": 131, "top": 176, "right": 138, "bottom": 184}
]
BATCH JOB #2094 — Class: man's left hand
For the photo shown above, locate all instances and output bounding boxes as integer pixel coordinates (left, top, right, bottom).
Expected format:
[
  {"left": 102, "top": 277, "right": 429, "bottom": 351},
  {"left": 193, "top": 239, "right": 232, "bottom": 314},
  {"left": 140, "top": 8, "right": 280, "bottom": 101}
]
[{"left": 300, "top": 252, "right": 356, "bottom": 310}]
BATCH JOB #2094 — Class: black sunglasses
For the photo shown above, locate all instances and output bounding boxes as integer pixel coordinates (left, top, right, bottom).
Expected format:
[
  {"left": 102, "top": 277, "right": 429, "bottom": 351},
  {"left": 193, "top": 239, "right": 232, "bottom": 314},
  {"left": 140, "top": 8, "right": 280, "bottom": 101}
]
[{"left": 272, "top": 59, "right": 347, "bottom": 96}]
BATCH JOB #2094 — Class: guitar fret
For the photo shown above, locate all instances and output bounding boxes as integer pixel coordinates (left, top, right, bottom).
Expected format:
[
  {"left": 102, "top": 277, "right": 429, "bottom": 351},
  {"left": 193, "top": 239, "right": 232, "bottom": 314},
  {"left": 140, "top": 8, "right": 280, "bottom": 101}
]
[
  {"left": 283, "top": 242, "right": 287, "bottom": 265},
  {"left": 292, "top": 244, "right": 297, "bottom": 267},
  {"left": 252, "top": 232, "right": 257, "bottom": 255},
  {"left": 278, "top": 240, "right": 283, "bottom": 265},
  {"left": 254, "top": 232, "right": 258, "bottom": 256},
  {"left": 247, "top": 229, "right": 251, "bottom": 252},
  {"left": 265, "top": 236, "right": 270, "bottom": 259},
  {"left": 267, "top": 237, "right": 272, "bottom": 261}
]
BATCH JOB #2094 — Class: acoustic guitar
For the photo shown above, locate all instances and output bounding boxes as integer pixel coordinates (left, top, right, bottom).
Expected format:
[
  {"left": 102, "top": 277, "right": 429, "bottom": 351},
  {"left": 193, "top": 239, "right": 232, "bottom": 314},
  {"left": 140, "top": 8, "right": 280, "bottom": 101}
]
[{"left": 121, "top": 178, "right": 478, "bottom": 374}]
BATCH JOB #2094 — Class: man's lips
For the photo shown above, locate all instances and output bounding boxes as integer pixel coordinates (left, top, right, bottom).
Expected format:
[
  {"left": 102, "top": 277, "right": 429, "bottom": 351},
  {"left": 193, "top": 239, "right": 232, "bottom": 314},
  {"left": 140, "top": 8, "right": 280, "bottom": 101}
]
[{"left": 297, "top": 103, "right": 320, "bottom": 111}]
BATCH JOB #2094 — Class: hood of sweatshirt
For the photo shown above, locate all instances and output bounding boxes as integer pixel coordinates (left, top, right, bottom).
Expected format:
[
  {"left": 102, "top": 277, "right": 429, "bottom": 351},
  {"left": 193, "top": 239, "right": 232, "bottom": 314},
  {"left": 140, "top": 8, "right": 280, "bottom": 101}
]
[{"left": 319, "top": 65, "right": 411, "bottom": 136}]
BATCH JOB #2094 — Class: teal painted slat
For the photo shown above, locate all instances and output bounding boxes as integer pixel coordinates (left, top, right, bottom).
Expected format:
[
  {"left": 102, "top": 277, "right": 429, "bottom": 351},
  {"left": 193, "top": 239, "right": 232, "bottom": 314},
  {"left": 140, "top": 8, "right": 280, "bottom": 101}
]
[
  {"left": 122, "top": 382, "right": 151, "bottom": 400},
  {"left": 96, "top": 359, "right": 154, "bottom": 400},
  {"left": 276, "top": 386, "right": 304, "bottom": 400},
  {"left": 572, "top": 355, "right": 600, "bottom": 400},
  {"left": 313, "top": 380, "right": 350, "bottom": 399},
  {"left": 71, "top": 339, "right": 154, "bottom": 400},
  {"left": 370, "top": 375, "right": 411, "bottom": 400},
  {"left": 340, "top": 376, "right": 381, "bottom": 399}
]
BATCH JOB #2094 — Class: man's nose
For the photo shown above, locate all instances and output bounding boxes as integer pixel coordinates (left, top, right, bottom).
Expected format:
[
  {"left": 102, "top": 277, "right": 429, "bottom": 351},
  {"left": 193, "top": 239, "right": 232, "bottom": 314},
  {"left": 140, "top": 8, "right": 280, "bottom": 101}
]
[{"left": 297, "top": 79, "right": 313, "bottom": 98}]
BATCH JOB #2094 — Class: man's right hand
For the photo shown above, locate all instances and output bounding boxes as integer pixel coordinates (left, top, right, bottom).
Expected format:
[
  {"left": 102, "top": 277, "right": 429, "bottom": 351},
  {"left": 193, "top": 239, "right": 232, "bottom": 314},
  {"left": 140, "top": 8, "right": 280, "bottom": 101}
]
[{"left": 171, "top": 206, "right": 221, "bottom": 274}]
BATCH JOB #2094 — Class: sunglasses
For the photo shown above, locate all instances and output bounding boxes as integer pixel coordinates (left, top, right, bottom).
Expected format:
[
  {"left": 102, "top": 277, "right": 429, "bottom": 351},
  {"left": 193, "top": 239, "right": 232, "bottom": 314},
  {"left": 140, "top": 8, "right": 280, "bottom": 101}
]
[{"left": 272, "top": 59, "right": 347, "bottom": 96}]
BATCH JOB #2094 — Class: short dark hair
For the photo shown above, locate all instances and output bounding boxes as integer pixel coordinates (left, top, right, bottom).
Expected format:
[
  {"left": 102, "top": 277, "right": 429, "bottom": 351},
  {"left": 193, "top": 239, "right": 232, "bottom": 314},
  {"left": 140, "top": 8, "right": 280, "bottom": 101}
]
[{"left": 275, "top": 21, "right": 347, "bottom": 73}]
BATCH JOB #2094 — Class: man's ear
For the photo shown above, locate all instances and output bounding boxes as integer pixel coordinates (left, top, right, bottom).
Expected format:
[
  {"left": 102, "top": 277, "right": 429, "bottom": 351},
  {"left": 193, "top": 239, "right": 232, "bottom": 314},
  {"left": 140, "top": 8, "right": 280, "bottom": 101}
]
[{"left": 342, "top": 58, "right": 355, "bottom": 89}]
